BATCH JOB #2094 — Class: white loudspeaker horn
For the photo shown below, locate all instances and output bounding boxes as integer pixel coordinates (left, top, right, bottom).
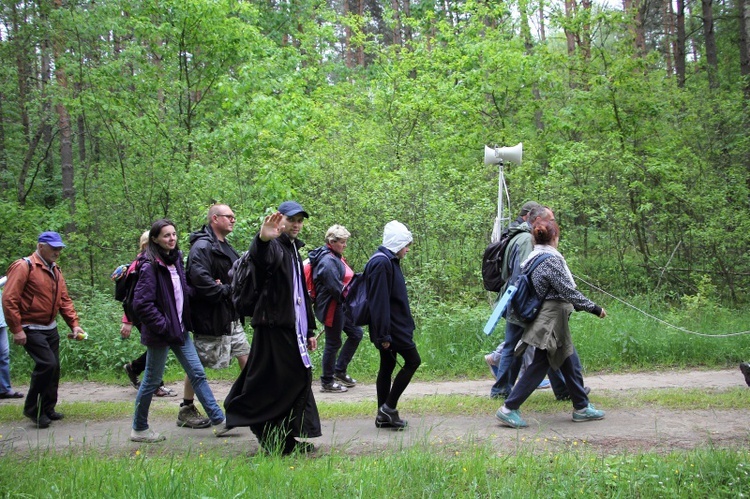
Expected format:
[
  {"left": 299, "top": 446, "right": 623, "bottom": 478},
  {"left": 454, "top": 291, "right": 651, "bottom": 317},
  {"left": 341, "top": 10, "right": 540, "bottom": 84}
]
[{"left": 484, "top": 142, "right": 523, "bottom": 166}]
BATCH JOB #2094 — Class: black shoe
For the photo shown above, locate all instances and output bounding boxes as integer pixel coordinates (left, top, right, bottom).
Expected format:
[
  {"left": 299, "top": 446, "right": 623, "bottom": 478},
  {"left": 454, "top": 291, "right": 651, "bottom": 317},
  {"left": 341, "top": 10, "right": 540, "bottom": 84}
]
[
  {"left": 282, "top": 440, "right": 315, "bottom": 455},
  {"left": 24, "top": 411, "right": 51, "bottom": 428},
  {"left": 124, "top": 363, "right": 140, "bottom": 389},
  {"left": 556, "top": 386, "right": 591, "bottom": 401},
  {"left": 47, "top": 411, "right": 64, "bottom": 421},
  {"left": 376, "top": 404, "right": 408, "bottom": 430},
  {"left": 740, "top": 363, "right": 750, "bottom": 387}
]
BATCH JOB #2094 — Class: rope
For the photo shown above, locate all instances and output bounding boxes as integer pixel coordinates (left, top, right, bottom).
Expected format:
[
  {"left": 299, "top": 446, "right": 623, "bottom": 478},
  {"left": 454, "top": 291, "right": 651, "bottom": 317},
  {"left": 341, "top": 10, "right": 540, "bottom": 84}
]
[{"left": 573, "top": 273, "right": 750, "bottom": 338}]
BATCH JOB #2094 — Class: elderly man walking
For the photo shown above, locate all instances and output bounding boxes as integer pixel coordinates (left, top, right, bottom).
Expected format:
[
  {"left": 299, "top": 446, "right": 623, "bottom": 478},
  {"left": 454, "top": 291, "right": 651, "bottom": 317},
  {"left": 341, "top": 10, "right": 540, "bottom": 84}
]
[{"left": 2, "top": 231, "right": 87, "bottom": 428}]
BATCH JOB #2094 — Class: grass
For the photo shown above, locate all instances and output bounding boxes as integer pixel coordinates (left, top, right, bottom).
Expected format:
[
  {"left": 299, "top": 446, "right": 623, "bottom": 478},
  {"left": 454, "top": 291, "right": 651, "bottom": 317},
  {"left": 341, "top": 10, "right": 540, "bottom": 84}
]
[{"left": 0, "top": 443, "right": 747, "bottom": 497}]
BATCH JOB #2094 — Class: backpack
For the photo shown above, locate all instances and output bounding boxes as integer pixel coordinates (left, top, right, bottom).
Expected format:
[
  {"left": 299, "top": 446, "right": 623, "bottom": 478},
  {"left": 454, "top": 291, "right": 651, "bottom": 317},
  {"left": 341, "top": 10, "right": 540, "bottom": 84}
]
[
  {"left": 303, "top": 259, "right": 316, "bottom": 301},
  {"left": 112, "top": 260, "right": 143, "bottom": 327},
  {"left": 508, "top": 253, "right": 553, "bottom": 322},
  {"left": 481, "top": 230, "right": 514, "bottom": 292},
  {"left": 229, "top": 251, "right": 263, "bottom": 318},
  {"left": 343, "top": 253, "right": 390, "bottom": 326}
]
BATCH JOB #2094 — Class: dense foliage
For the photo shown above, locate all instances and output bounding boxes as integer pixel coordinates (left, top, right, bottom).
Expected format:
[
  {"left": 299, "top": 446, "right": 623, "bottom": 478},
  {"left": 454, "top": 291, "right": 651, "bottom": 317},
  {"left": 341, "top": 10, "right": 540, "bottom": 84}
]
[{"left": 1, "top": 0, "right": 748, "bottom": 308}]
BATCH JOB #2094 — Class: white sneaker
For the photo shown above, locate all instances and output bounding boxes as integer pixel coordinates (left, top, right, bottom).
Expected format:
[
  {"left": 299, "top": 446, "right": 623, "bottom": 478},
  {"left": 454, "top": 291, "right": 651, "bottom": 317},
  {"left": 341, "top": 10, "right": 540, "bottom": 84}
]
[{"left": 130, "top": 428, "right": 166, "bottom": 443}]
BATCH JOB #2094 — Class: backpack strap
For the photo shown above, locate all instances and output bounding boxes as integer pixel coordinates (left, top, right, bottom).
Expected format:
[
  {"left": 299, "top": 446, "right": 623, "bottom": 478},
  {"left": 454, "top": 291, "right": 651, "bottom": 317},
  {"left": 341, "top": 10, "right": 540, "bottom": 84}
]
[{"left": 523, "top": 253, "right": 553, "bottom": 298}]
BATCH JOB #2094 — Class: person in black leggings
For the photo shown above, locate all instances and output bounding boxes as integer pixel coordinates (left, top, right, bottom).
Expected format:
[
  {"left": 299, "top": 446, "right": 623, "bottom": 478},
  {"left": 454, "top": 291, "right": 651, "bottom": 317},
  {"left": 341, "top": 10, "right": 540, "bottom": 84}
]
[{"left": 365, "top": 220, "right": 421, "bottom": 430}]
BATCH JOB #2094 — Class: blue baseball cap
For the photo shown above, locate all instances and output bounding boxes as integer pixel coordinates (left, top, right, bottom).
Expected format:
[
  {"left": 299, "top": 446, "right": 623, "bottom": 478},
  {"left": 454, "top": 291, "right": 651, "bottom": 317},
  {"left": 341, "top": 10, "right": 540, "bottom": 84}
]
[
  {"left": 38, "top": 231, "right": 66, "bottom": 248},
  {"left": 278, "top": 201, "right": 309, "bottom": 218}
]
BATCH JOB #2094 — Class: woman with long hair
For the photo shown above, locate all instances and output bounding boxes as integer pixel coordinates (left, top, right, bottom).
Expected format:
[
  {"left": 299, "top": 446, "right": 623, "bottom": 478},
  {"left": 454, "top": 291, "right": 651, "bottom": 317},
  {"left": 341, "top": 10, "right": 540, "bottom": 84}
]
[{"left": 129, "top": 219, "right": 228, "bottom": 442}]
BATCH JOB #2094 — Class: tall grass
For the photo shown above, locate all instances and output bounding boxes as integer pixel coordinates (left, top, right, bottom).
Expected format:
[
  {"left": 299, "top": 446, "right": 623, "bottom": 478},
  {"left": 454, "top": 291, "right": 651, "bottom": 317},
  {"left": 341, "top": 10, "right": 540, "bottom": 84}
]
[{"left": 0, "top": 444, "right": 747, "bottom": 497}]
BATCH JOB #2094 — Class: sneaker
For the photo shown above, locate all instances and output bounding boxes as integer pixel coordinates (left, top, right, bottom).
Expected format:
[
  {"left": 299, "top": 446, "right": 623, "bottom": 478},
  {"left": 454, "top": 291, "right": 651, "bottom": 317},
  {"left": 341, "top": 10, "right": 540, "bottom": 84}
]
[
  {"left": 321, "top": 382, "right": 348, "bottom": 393},
  {"left": 484, "top": 354, "right": 497, "bottom": 378},
  {"left": 212, "top": 419, "right": 234, "bottom": 437},
  {"left": 495, "top": 407, "right": 528, "bottom": 428},
  {"left": 124, "top": 363, "right": 140, "bottom": 389},
  {"left": 155, "top": 386, "right": 177, "bottom": 397},
  {"left": 537, "top": 379, "right": 551, "bottom": 390},
  {"left": 176, "top": 403, "right": 211, "bottom": 429},
  {"left": 556, "top": 386, "right": 591, "bottom": 401},
  {"left": 130, "top": 428, "right": 166, "bottom": 443},
  {"left": 333, "top": 373, "right": 357, "bottom": 387},
  {"left": 572, "top": 403, "right": 605, "bottom": 422},
  {"left": 24, "top": 411, "right": 51, "bottom": 429},
  {"left": 375, "top": 404, "right": 407, "bottom": 430},
  {"left": 740, "top": 363, "right": 750, "bottom": 387}
]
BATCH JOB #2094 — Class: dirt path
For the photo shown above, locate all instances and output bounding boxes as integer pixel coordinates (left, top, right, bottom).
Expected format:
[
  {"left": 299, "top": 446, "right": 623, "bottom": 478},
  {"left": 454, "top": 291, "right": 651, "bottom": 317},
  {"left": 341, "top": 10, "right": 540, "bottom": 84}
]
[{"left": 0, "top": 369, "right": 747, "bottom": 456}]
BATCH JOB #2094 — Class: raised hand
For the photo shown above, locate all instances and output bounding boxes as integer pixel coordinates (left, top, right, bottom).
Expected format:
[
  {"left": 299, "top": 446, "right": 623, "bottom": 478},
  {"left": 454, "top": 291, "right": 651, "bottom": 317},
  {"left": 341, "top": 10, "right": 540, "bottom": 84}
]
[{"left": 259, "top": 212, "right": 286, "bottom": 242}]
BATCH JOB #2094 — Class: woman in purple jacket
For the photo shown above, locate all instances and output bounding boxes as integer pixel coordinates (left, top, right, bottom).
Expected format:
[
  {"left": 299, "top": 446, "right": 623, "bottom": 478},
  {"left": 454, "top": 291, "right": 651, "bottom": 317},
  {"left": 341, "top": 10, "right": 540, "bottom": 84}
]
[{"left": 129, "top": 219, "right": 229, "bottom": 443}]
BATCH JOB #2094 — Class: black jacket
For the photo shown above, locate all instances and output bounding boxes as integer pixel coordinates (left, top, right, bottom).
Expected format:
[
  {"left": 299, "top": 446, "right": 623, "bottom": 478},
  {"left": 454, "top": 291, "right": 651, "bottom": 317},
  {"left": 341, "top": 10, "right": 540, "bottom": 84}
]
[
  {"left": 249, "top": 233, "right": 316, "bottom": 336},
  {"left": 186, "top": 225, "right": 240, "bottom": 337},
  {"left": 365, "top": 246, "right": 415, "bottom": 350},
  {"left": 308, "top": 245, "right": 345, "bottom": 325}
]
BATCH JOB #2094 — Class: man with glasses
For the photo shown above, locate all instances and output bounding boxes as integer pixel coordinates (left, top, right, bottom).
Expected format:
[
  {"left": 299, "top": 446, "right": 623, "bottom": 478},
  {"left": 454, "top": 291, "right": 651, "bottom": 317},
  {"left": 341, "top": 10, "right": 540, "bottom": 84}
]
[{"left": 176, "top": 204, "right": 250, "bottom": 430}]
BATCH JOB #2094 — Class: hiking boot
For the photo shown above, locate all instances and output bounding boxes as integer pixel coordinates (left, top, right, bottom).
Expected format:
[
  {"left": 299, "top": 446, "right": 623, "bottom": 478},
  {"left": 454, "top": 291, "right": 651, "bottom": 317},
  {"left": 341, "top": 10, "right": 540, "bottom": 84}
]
[
  {"left": 375, "top": 404, "right": 407, "bottom": 430},
  {"left": 130, "top": 428, "right": 166, "bottom": 443},
  {"left": 740, "top": 363, "right": 750, "bottom": 387},
  {"left": 555, "top": 386, "right": 591, "bottom": 401},
  {"left": 176, "top": 403, "right": 211, "bottom": 429},
  {"left": 572, "top": 403, "right": 605, "bottom": 422},
  {"left": 334, "top": 373, "right": 357, "bottom": 387},
  {"left": 123, "top": 363, "right": 140, "bottom": 389},
  {"left": 321, "top": 382, "right": 348, "bottom": 393},
  {"left": 46, "top": 411, "right": 64, "bottom": 421},
  {"left": 495, "top": 407, "right": 528, "bottom": 428},
  {"left": 24, "top": 411, "right": 51, "bottom": 429},
  {"left": 212, "top": 419, "right": 234, "bottom": 437}
]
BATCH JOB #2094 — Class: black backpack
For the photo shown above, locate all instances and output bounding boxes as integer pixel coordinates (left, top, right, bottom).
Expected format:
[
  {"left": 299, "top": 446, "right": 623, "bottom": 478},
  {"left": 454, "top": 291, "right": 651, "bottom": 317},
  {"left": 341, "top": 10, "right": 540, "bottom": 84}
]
[
  {"left": 229, "top": 251, "right": 262, "bottom": 318},
  {"left": 481, "top": 230, "right": 514, "bottom": 292},
  {"left": 509, "top": 253, "right": 552, "bottom": 322},
  {"left": 343, "top": 253, "right": 391, "bottom": 326}
]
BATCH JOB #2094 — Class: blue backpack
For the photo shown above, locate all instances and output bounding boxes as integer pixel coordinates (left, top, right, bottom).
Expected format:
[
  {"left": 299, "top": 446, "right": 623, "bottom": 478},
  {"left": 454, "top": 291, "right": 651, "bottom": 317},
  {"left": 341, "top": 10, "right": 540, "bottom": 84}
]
[{"left": 507, "top": 253, "right": 553, "bottom": 322}]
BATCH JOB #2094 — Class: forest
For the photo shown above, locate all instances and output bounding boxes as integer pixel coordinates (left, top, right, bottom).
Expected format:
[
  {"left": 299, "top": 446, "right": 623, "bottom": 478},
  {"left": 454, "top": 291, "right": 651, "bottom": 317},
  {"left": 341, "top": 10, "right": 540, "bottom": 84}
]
[{"left": 1, "top": 0, "right": 749, "bottom": 308}]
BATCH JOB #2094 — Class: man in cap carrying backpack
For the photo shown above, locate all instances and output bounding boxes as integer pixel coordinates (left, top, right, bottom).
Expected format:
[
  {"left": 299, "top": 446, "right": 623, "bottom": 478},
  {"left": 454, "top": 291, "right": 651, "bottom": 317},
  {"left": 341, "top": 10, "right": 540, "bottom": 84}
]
[{"left": 2, "top": 231, "right": 87, "bottom": 428}]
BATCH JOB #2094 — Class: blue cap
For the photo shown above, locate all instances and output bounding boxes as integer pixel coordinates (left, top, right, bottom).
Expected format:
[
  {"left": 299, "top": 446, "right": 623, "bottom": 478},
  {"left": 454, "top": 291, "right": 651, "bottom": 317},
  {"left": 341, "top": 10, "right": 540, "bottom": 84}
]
[
  {"left": 38, "top": 231, "right": 66, "bottom": 248},
  {"left": 278, "top": 201, "right": 309, "bottom": 218}
]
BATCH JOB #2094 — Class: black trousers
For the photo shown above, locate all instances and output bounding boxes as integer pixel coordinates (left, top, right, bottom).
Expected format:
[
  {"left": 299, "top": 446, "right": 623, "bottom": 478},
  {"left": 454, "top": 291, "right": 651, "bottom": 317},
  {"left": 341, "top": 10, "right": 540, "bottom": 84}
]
[{"left": 22, "top": 327, "right": 60, "bottom": 418}]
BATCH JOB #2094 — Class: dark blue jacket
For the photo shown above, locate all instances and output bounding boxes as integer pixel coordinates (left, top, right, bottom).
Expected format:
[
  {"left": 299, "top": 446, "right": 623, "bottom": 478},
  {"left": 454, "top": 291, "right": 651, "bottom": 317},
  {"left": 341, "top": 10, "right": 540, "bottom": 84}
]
[
  {"left": 132, "top": 253, "right": 193, "bottom": 347},
  {"left": 308, "top": 245, "right": 345, "bottom": 325},
  {"left": 365, "top": 246, "right": 415, "bottom": 350},
  {"left": 249, "top": 233, "right": 316, "bottom": 336}
]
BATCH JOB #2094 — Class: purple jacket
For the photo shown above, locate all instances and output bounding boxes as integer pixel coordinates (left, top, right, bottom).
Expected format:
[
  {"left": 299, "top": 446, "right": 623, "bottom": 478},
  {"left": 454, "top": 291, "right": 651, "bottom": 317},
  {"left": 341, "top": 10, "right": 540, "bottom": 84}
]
[{"left": 132, "top": 253, "right": 193, "bottom": 347}]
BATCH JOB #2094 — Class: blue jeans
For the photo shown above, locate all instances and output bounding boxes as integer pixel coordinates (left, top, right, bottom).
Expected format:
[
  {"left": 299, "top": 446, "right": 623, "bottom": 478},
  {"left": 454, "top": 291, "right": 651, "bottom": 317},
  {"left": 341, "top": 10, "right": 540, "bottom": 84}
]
[
  {"left": 505, "top": 347, "right": 590, "bottom": 411},
  {"left": 490, "top": 322, "right": 524, "bottom": 397},
  {"left": 0, "top": 326, "right": 12, "bottom": 394},
  {"left": 321, "top": 307, "right": 363, "bottom": 385},
  {"left": 133, "top": 335, "right": 224, "bottom": 431}
]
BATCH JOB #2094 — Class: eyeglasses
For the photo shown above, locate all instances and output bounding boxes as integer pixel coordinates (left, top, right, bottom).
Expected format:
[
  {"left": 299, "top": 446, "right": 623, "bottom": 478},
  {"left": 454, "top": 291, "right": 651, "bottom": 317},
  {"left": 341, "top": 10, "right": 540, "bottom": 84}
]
[{"left": 217, "top": 214, "right": 236, "bottom": 221}]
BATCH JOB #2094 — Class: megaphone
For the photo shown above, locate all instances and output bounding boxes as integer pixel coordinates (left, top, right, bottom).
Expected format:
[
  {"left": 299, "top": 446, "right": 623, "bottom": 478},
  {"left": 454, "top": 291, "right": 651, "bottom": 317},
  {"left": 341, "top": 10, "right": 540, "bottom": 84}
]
[{"left": 484, "top": 142, "right": 523, "bottom": 166}]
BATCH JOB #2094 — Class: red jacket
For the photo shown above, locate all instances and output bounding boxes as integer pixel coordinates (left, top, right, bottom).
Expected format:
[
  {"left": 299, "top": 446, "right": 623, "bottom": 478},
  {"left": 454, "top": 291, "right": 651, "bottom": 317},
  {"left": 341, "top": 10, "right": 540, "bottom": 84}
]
[{"left": 1, "top": 252, "right": 80, "bottom": 334}]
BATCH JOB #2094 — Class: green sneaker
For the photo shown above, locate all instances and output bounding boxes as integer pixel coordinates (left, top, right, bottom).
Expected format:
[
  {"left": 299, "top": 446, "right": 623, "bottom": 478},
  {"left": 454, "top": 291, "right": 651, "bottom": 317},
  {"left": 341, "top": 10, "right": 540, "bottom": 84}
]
[
  {"left": 572, "top": 403, "right": 605, "bottom": 422},
  {"left": 495, "top": 407, "right": 528, "bottom": 428}
]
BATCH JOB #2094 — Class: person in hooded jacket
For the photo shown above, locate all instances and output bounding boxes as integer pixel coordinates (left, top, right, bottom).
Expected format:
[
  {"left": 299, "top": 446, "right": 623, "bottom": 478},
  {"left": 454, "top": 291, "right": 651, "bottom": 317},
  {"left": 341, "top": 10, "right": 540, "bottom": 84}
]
[
  {"left": 308, "top": 224, "right": 363, "bottom": 393},
  {"left": 366, "top": 220, "right": 420, "bottom": 430},
  {"left": 224, "top": 202, "right": 321, "bottom": 455},
  {"left": 129, "top": 219, "right": 229, "bottom": 443}
]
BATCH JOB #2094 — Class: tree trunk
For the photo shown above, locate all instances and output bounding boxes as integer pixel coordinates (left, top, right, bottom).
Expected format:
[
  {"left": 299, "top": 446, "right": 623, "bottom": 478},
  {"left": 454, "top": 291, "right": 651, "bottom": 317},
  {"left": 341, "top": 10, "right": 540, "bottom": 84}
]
[
  {"left": 391, "top": 0, "right": 402, "bottom": 47},
  {"left": 663, "top": 0, "right": 674, "bottom": 76},
  {"left": 740, "top": 0, "right": 750, "bottom": 99},
  {"left": 675, "top": 0, "right": 686, "bottom": 86},
  {"left": 12, "top": 2, "right": 33, "bottom": 204},
  {"left": 53, "top": 0, "right": 75, "bottom": 226},
  {"left": 0, "top": 90, "right": 7, "bottom": 191},
  {"left": 564, "top": 0, "right": 576, "bottom": 57},
  {"left": 701, "top": 0, "right": 719, "bottom": 88}
]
